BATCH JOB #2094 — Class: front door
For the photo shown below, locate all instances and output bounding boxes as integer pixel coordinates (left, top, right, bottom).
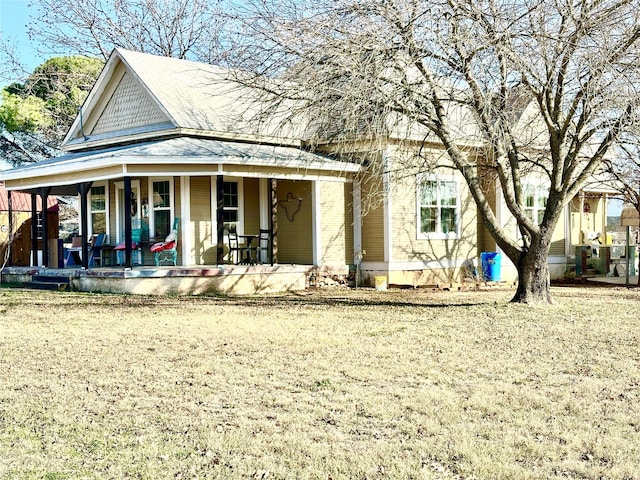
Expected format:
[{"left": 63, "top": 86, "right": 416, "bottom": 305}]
[{"left": 115, "top": 180, "right": 141, "bottom": 242}]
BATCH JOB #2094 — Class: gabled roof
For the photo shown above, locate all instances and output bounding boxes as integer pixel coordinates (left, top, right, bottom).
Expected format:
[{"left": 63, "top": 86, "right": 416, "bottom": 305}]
[{"left": 64, "top": 49, "right": 302, "bottom": 151}]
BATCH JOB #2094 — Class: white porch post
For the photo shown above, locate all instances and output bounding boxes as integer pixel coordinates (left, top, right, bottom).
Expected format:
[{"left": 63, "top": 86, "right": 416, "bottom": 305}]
[
  {"left": 383, "top": 150, "right": 392, "bottom": 263},
  {"left": 180, "top": 176, "right": 192, "bottom": 265},
  {"left": 353, "top": 180, "right": 362, "bottom": 262},
  {"left": 565, "top": 203, "right": 572, "bottom": 256},
  {"left": 259, "top": 178, "right": 269, "bottom": 230},
  {"left": 312, "top": 180, "right": 321, "bottom": 266}
]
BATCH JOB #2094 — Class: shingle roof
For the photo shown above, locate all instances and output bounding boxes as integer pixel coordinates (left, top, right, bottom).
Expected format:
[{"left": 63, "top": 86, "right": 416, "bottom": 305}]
[
  {"left": 115, "top": 49, "right": 239, "bottom": 132},
  {"left": 63, "top": 49, "right": 304, "bottom": 149},
  {"left": 0, "top": 137, "right": 361, "bottom": 185}
]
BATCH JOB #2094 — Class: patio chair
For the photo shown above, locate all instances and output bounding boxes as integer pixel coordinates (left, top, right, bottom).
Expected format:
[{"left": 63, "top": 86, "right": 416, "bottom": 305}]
[
  {"left": 88, "top": 233, "right": 106, "bottom": 267},
  {"left": 64, "top": 236, "right": 83, "bottom": 266},
  {"left": 151, "top": 217, "right": 179, "bottom": 266},
  {"left": 227, "top": 227, "right": 252, "bottom": 264},
  {"left": 255, "top": 229, "right": 271, "bottom": 264},
  {"left": 114, "top": 228, "right": 144, "bottom": 265}
]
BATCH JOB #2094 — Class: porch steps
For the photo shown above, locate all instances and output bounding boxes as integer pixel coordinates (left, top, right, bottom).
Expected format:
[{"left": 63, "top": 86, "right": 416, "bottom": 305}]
[{"left": 26, "top": 273, "right": 72, "bottom": 291}]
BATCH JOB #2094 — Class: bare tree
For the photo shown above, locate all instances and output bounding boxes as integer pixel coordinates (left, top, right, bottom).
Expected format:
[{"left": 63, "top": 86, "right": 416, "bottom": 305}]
[
  {"left": 604, "top": 131, "right": 640, "bottom": 285},
  {"left": 606, "top": 135, "right": 640, "bottom": 214},
  {"left": 27, "top": 0, "right": 229, "bottom": 62},
  {"left": 228, "top": 0, "right": 640, "bottom": 303}
]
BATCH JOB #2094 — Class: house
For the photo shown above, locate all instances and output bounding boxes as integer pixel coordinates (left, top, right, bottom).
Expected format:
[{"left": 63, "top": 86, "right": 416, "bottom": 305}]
[{"left": 0, "top": 48, "right": 617, "bottom": 294}]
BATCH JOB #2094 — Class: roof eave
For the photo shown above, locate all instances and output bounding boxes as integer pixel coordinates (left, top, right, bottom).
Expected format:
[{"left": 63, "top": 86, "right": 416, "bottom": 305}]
[{"left": 63, "top": 127, "right": 305, "bottom": 152}]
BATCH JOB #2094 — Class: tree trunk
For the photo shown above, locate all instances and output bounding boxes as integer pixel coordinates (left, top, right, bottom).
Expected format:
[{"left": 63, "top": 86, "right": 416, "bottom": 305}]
[{"left": 510, "top": 248, "right": 554, "bottom": 304}]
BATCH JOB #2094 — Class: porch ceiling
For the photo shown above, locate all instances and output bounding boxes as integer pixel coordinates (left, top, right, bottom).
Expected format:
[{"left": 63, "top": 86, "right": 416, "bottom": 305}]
[{"left": 0, "top": 137, "right": 363, "bottom": 191}]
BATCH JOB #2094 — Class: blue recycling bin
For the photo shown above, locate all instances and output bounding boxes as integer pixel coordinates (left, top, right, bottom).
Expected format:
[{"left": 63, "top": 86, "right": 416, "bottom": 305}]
[{"left": 481, "top": 252, "right": 501, "bottom": 281}]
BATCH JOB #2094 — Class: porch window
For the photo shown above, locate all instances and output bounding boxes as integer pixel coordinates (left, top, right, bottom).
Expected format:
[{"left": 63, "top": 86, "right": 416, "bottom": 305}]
[
  {"left": 151, "top": 180, "right": 172, "bottom": 238},
  {"left": 223, "top": 181, "right": 239, "bottom": 233},
  {"left": 524, "top": 184, "right": 548, "bottom": 225},
  {"left": 417, "top": 175, "right": 459, "bottom": 239},
  {"left": 90, "top": 185, "right": 107, "bottom": 234}
]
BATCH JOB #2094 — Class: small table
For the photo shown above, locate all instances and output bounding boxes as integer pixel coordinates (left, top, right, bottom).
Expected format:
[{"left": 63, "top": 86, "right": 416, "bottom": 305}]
[{"left": 238, "top": 234, "right": 259, "bottom": 264}]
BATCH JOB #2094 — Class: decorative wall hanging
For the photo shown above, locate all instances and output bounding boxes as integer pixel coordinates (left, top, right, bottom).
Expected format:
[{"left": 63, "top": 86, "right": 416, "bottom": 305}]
[{"left": 278, "top": 192, "right": 302, "bottom": 222}]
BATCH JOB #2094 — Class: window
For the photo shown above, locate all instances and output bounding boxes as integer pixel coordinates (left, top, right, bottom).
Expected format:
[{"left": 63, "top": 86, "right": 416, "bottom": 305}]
[
  {"left": 211, "top": 177, "right": 244, "bottom": 240},
  {"left": 524, "top": 184, "right": 548, "bottom": 225},
  {"left": 417, "top": 176, "right": 459, "bottom": 238},
  {"left": 90, "top": 185, "right": 107, "bottom": 234},
  {"left": 151, "top": 180, "right": 171, "bottom": 238},
  {"left": 223, "top": 181, "right": 239, "bottom": 233}
]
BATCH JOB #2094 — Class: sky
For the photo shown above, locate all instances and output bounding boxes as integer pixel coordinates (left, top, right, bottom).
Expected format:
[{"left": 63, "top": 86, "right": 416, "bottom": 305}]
[{"left": 0, "top": 0, "right": 46, "bottom": 81}]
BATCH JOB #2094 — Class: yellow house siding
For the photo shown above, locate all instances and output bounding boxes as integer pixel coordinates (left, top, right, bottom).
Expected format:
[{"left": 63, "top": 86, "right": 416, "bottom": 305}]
[
  {"left": 391, "top": 171, "right": 477, "bottom": 263},
  {"left": 344, "top": 182, "right": 354, "bottom": 263},
  {"left": 190, "top": 176, "right": 215, "bottom": 265},
  {"left": 243, "top": 178, "right": 260, "bottom": 235},
  {"left": 478, "top": 184, "right": 497, "bottom": 254},
  {"left": 90, "top": 71, "right": 168, "bottom": 135},
  {"left": 276, "top": 180, "right": 312, "bottom": 264},
  {"left": 360, "top": 175, "right": 385, "bottom": 262},
  {"left": 318, "top": 181, "right": 353, "bottom": 265}
]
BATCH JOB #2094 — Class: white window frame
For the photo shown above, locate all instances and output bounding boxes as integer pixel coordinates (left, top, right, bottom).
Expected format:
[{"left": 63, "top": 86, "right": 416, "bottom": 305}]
[
  {"left": 416, "top": 174, "right": 461, "bottom": 240},
  {"left": 88, "top": 181, "right": 109, "bottom": 240},
  {"left": 148, "top": 177, "right": 174, "bottom": 239},
  {"left": 211, "top": 176, "right": 244, "bottom": 241},
  {"left": 523, "top": 182, "right": 549, "bottom": 226}
]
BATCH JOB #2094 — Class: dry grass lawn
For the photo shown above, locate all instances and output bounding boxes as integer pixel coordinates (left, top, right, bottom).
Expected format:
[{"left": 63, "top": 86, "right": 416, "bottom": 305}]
[{"left": 0, "top": 285, "right": 639, "bottom": 479}]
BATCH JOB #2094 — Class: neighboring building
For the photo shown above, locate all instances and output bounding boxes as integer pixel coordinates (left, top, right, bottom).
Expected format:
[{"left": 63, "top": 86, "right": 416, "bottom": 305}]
[
  {"left": 0, "top": 184, "right": 59, "bottom": 267},
  {"left": 0, "top": 49, "right": 618, "bottom": 293}
]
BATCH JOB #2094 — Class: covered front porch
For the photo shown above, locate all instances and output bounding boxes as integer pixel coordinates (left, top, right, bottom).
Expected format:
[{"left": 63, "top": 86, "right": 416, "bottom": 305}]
[{"left": 0, "top": 138, "right": 362, "bottom": 294}]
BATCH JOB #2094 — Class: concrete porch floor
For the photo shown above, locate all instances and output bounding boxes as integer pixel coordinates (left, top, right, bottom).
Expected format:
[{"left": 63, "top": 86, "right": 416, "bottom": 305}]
[{"left": 1, "top": 264, "right": 322, "bottom": 295}]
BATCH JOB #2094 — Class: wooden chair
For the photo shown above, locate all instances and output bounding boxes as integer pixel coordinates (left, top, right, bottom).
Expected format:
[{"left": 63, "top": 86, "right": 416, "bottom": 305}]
[
  {"left": 227, "top": 228, "right": 241, "bottom": 264},
  {"left": 88, "top": 233, "right": 106, "bottom": 267},
  {"left": 151, "top": 217, "right": 179, "bottom": 266},
  {"left": 255, "top": 229, "right": 271, "bottom": 264},
  {"left": 65, "top": 236, "right": 83, "bottom": 267},
  {"left": 227, "top": 227, "right": 252, "bottom": 264}
]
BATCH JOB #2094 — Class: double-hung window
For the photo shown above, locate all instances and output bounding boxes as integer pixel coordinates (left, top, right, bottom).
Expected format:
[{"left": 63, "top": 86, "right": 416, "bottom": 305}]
[
  {"left": 223, "top": 181, "right": 239, "bottom": 233},
  {"left": 89, "top": 184, "right": 107, "bottom": 235},
  {"left": 150, "top": 178, "right": 173, "bottom": 238},
  {"left": 211, "top": 177, "right": 244, "bottom": 239},
  {"left": 417, "top": 175, "right": 459, "bottom": 239},
  {"left": 524, "top": 184, "right": 548, "bottom": 225}
]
